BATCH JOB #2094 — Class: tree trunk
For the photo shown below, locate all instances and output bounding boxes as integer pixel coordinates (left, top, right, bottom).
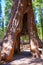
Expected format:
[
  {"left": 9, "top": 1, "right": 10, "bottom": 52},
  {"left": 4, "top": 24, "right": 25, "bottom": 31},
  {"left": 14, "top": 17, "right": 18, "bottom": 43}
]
[
  {"left": 1, "top": 0, "right": 27, "bottom": 61},
  {"left": 0, "top": 0, "right": 42, "bottom": 62},
  {"left": 27, "top": 0, "right": 42, "bottom": 58}
]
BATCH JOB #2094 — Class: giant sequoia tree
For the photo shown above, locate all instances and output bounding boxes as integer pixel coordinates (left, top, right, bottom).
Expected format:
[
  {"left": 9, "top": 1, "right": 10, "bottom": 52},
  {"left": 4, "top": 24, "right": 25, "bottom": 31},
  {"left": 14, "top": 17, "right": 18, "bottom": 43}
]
[{"left": 0, "top": 0, "right": 42, "bottom": 62}]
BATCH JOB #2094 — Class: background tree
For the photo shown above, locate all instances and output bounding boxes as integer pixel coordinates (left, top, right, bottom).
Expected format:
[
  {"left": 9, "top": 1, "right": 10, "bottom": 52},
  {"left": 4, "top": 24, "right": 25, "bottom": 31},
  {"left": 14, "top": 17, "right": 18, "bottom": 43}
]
[{"left": 32, "top": 0, "right": 43, "bottom": 40}]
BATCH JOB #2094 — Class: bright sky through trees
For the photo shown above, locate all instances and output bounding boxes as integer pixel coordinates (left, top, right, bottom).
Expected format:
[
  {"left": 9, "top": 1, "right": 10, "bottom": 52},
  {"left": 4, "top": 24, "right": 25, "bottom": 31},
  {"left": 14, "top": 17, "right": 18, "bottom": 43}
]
[{"left": 1, "top": 0, "right": 5, "bottom": 17}]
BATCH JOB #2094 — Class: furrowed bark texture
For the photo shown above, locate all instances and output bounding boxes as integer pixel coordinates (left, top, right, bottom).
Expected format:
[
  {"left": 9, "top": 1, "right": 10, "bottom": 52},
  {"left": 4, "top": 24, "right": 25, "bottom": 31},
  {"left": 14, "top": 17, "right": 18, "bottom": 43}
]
[{"left": 1, "top": 0, "right": 42, "bottom": 62}]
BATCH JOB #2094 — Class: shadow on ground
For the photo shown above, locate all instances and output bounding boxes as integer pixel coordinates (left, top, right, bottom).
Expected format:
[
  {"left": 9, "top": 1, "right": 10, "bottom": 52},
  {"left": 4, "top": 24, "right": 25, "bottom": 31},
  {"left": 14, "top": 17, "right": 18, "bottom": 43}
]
[
  {"left": 2, "top": 51, "right": 32, "bottom": 65},
  {"left": 29, "top": 58, "right": 43, "bottom": 64},
  {"left": 2, "top": 51, "right": 43, "bottom": 65}
]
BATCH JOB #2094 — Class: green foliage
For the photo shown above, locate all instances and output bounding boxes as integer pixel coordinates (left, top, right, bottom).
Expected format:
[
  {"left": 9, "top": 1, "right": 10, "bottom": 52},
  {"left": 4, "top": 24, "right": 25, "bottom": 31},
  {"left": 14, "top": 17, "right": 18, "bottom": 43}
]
[
  {"left": 0, "top": 0, "right": 12, "bottom": 39},
  {"left": 0, "top": 18, "right": 5, "bottom": 39},
  {"left": 0, "top": 27, "right": 6, "bottom": 40},
  {"left": 5, "top": 0, "right": 12, "bottom": 26},
  {"left": 32, "top": 0, "right": 43, "bottom": 40}
]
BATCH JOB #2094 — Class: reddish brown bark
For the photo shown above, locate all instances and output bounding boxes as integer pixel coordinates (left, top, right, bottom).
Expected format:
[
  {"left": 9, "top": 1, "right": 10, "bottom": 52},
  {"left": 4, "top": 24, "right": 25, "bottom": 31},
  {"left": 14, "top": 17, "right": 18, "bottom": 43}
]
[
  {"left": 1, "top": 0, "right": 27, "bottom": 62},
  {"left": 27, "top": 0, "right": 42, "bottom": 57},
  {"left": 0, "top": 0, "right": 42, "bottom": 62}
]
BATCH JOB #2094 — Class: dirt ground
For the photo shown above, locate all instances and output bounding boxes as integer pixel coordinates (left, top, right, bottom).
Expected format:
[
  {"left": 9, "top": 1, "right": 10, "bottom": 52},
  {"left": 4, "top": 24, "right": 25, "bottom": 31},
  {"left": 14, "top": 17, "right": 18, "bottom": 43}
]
[{"left": 2, "top": 44, "right": 43, "bottom": 65}]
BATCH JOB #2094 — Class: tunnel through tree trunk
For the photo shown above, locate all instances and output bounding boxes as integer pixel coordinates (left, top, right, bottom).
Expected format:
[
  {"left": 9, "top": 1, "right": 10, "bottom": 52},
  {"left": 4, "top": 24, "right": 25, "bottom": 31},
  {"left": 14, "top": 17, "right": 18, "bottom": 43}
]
[{"left": 0, "top": 0, "right": 42, "bottom": 62}]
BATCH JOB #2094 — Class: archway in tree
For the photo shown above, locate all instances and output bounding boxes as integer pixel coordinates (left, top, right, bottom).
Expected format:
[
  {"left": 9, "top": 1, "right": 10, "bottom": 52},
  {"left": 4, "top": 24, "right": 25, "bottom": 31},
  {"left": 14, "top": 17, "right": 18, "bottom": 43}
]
[{"left": 0, "top": 0, "right": 42, "bottom": 62}]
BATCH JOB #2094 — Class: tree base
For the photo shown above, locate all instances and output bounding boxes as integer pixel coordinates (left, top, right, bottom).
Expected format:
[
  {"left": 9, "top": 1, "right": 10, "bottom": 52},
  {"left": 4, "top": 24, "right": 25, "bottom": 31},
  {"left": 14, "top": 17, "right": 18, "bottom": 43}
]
[{"left": 30, "top": 37, "right": 42, "bottom": 58}]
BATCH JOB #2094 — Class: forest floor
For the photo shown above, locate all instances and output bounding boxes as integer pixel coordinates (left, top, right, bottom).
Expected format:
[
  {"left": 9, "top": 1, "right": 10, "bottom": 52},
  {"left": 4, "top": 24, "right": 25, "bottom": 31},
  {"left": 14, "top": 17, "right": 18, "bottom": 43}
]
[{"left": 2, "top": 44, "right": 43, "bottom": 65}]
